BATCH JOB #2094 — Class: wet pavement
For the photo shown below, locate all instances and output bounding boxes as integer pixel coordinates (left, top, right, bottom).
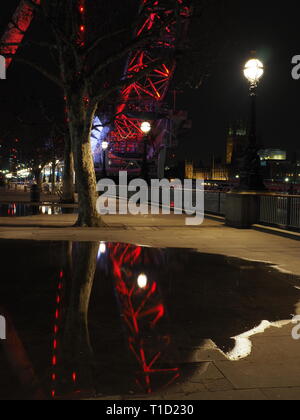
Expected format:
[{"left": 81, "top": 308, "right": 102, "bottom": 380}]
[
  {"left": 0, "top": 240, "right": 300, "bottom": 400},
  {"left": 0, "top": 203, "right": 77, "bottom": 218},
  {"left": 0, "top": 203, "right": 61, "bottom": 217}
]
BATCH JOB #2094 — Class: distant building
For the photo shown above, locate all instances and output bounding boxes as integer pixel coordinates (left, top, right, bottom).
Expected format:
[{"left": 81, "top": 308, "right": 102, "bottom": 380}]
[
  {"left": 185, "top": 161, "right": 229, "bottom": 181},
  {"left": 258, "top": 149, "right": 287, "bottom": 161},
  {"left": 262, "top": 160, "right": 300, "bottom": 182},
  {"left": 226, "top": 121, "right": 247, "bottom": 166},
  {"left": 257, "top": 148, "right": 299, "bottom": 182},
  {"left": 185, "top": 122, "right": 296, "bottom": 184}
]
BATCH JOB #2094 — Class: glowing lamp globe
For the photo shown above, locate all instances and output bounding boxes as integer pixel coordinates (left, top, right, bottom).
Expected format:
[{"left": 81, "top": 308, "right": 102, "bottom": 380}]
[
  {"left": 140, "top": 121, "right": 151, "bottom": 134},
  {"left": 137, "top": 273, "right": 148, "bottom": 289},
  {"left": 244, "top": 59, "right": 264, "bottom": 84},
  {"left": 102, "top": 141, "right": 109, "bottom": 151}
]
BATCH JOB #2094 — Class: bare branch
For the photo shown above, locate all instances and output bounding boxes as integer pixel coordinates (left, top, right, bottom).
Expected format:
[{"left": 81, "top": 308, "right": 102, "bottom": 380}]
[
  {"left": 91, "top": 57, "right": 163, "bottom": 105},
  {"left": 87, "top": 33, "right": 155, "bottom": 83},
  {"left": 85, "top": 27, "right": 129, "bottom": 57},
  {"left": 14, "top": 57, "right": 64, "bottom": 88}
]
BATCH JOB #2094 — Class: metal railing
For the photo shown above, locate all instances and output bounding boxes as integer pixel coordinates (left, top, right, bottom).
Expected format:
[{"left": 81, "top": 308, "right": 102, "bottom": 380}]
[
  {"left": 260, "top": 194, "right": 300, "bottom": 230},
  {"left": 204, "top": 191, "right": 300, "bottom": 231},
  {"left": 204, "top": 191, "right": 227, "bottom": 216},
  {"left": 101, "top": 186, "right": 300, "bottom": 231}
]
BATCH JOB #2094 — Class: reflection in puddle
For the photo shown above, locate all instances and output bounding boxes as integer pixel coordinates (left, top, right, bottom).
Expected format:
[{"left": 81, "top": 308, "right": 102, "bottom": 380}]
[
  {"left": 107, "top": 243, "right": 180, "bottom": 394},
  {"left": 0, "top": 240, "right": 299, "bottom": 400},
  {"left": 0, "top": 203, "right": 76, "bottom": 217}
]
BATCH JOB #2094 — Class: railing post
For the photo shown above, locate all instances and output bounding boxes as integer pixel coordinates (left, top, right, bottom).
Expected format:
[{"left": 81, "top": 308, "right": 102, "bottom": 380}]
[
  {"left": 287, "top": 196, "right": 292, "bottom": 229},
  {"left": 258, "top": 195, "right": 261, "bottom": 223}
]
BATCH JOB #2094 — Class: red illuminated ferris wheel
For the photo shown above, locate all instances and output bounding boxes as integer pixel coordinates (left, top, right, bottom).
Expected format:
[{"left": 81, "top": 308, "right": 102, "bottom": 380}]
[{"left": 1, "top": 0, "right": 191, "bottom": 176}]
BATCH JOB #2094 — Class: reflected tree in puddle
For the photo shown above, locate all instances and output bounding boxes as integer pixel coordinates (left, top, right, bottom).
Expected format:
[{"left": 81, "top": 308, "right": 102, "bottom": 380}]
[{"left": 51, "top": 242, "right": 98, "bottom": 398}]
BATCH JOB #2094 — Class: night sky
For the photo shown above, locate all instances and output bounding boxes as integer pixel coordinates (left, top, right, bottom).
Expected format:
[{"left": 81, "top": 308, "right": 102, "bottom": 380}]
[
  {"left": 178, "top": 0, "right": 300, "bottom": 163},
  {"left": 1, "top": 1, "right": 300, "bottom": 164}
]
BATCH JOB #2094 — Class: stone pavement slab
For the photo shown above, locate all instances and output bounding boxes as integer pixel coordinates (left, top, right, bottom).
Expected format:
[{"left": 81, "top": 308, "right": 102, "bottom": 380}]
[
  {"left": 215, "top": 325, "right": 300, "bottom": 390},
  {"left": 216, "top": 360, "right": 300, "bottom": 389},
  {"left": 262, "top": 387, "right": 300, "bottom": 400},
  {"left": 173, "top": 389, "right": 267, "bottom": 400}
]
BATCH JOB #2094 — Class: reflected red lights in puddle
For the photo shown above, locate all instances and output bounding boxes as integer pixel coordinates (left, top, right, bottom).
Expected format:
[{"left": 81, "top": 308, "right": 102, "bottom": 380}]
[{"left": 109, "top": 243, "right": 180, "bottom": 394}]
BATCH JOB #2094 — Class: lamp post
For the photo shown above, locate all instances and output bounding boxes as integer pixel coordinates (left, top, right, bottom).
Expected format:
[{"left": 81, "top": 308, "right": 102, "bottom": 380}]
[
  {"left": 239, "top": 58, "right": 266, "bottom": 191},
  {"left": 102, "top": 141, "right": 109, "bottom": 178},
  {"left": 140, "top": 121, "right": 152, "bottom": 182}
]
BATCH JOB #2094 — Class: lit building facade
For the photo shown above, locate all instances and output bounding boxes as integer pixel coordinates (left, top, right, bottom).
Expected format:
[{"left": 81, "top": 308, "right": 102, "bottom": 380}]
[
  {"left": 258, "top": 149, "right": 287, "bottom": 161},
  {"left": 262, "top": 160, "right": 300, "bottom": 182},
  {"left": 185, "top": 161, "right": 229, "bottom": 181}
]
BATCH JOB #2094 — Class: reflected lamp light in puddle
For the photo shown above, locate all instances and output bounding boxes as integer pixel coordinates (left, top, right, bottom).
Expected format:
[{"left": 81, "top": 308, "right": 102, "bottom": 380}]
[
  {"left": 97, "top": 242, "right": 107, "bottom": 258},
  {"left": 137, "top": 273, "right": 148, "bottom": 289},
  {"left": 41, "top": 206, "right": 53, "bottom": 215}
]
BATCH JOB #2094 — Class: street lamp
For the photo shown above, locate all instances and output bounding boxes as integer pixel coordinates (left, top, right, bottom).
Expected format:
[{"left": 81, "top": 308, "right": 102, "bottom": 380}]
[
  {"left": 141, "top": 121, "right": 151, "bottom": 135},
  {"left": 140, "top": 121, "right": 152, "bottom": 182},
  {"left": 102, "top": 141, "right": 109, "bottom": 178},
  {"left": 238, "top": 57, "right": 266, "bottom": 191},
  {"left": 244, "top": 59, "right": 264, "bottom": 86}
]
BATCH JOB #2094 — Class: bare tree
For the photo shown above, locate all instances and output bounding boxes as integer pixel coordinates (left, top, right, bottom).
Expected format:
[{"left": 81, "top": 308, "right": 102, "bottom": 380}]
[
  {"left": 1, "top": 0, "right": 211, "bottom": 226},
  {"left": 1, "top": 1, "right": 174, "bottom": 226}
]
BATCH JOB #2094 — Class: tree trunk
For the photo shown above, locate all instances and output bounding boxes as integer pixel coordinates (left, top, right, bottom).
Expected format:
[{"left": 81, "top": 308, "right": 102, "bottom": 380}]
[
  {"left": 67, "top": 98, "right": 104, "bottom": 227},
  {"left": 72, "top": 137, "right": 103, "bottom": 227},
  {"left": 62, "top": 135, "right": 75, "bottom": 204},
  {"left": 33, "top": 168, "right": 42, "bottom": 188},
  {"left": 51, "top": 159, "right": 56, "bottom": 194}
]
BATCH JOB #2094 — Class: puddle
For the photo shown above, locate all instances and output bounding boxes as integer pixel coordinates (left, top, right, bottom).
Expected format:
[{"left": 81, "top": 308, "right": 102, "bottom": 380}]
[
  {"left": 0, "top": 203, "right": 76, "bottom": 217},
  {"left": 0, "top": 240, "right": 299, "bottom": 400}
]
